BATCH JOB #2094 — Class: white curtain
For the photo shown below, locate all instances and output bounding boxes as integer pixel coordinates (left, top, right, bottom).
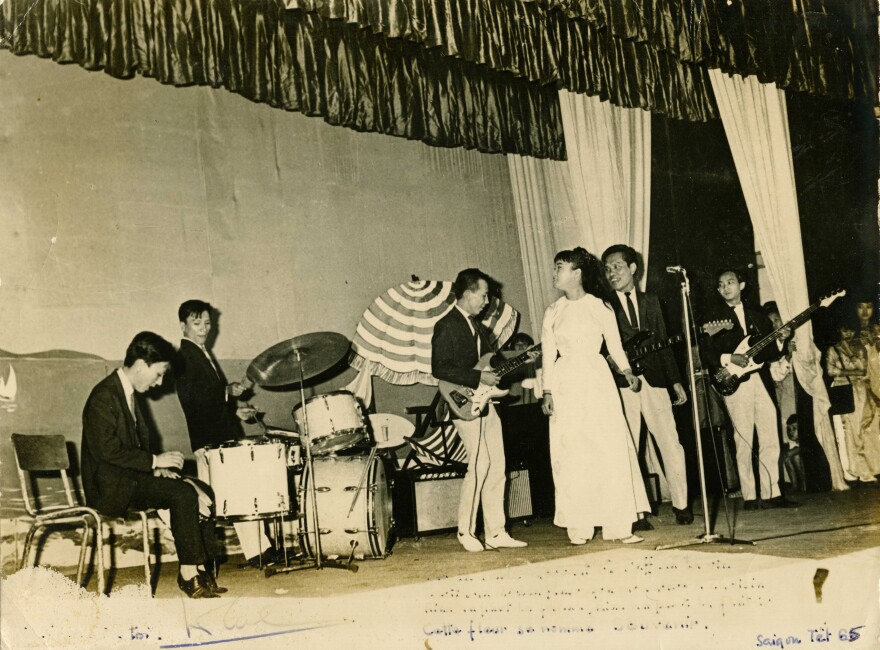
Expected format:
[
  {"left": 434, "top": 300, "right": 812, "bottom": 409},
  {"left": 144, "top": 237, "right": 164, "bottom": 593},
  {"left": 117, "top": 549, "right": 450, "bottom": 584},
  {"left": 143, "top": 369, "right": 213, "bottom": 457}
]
[
  {"left": 506, "top": 154, "right": 572, "bottom": 338},
  {"left": 507, "top": 92, "right": 653, "bottom": 336},
  {"left": 709, "top": 69, "right": 849, "bottom": 490},
  {"left": 557, "top": 90, "right": 652, "bottom": 287}
]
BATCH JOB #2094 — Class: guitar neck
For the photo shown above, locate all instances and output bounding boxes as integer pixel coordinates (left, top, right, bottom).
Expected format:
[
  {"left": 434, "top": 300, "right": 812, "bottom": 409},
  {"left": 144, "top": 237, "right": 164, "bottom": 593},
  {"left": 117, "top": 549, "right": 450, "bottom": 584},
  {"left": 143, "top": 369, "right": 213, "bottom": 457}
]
[
  {"left": 745, "top": 302, "right": 819, "bottom": 359},
  {"left": 630, "top": 334, "right": 683, "bottom": 361},
  {"left": 492, "top": 344, "right": 542, "bottom": 378}
]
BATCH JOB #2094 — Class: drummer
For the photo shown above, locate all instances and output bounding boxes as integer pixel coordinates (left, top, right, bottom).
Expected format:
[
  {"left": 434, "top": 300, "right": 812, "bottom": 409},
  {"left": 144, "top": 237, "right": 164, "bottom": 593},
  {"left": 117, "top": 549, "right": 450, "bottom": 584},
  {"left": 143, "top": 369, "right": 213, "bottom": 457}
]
[{"left": 175, "top": 299, "right": 283, "bottom": 568}]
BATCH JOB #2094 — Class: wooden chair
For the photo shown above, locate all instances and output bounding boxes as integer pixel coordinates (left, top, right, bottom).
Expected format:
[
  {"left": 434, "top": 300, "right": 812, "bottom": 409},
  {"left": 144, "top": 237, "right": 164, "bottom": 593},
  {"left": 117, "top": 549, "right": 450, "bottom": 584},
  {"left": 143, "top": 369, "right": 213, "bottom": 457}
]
[{"left": 11, "top": 433, "right": 155, "bottom": 595}]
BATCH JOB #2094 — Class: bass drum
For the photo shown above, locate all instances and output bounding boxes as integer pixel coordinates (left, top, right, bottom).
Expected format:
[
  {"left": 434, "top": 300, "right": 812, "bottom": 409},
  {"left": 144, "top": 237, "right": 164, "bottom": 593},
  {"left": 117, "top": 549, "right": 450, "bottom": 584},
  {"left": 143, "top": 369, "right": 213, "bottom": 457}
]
[
  {"left": 299, "top": 455, "right": 392, "bottom": 559},
  {"left": 204, "top": 437, "right": 290, "bottom": 520}
]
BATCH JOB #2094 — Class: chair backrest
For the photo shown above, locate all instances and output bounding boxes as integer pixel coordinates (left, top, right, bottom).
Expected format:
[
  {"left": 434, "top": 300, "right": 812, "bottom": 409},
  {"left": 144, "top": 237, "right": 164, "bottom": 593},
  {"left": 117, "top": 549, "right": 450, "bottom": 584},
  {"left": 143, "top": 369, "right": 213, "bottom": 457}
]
[{"left": 11, "top": 433, "right": 77, "bottom": 514}]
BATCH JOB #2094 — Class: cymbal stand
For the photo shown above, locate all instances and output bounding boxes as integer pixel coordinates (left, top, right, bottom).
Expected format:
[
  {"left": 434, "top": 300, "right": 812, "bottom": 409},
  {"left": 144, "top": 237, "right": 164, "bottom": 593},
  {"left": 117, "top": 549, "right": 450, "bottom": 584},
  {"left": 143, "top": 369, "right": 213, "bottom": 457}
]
[
  {"left": 656, "top": 267, "right": 754, "bottom": 550},
  {"left": 265, "top": 348, "right": 356, "bottom": 575}
]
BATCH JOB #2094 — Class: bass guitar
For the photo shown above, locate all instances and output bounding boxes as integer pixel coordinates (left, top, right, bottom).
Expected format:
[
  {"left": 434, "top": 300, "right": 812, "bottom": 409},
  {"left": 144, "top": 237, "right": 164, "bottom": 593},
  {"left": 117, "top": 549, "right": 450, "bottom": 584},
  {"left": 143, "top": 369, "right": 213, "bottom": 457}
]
[
  {"left": 439, "top": 344, "right": 542, "bottom": 421},
  {"left": 711, "top": 290, "right": 845, "bottom": 396}
]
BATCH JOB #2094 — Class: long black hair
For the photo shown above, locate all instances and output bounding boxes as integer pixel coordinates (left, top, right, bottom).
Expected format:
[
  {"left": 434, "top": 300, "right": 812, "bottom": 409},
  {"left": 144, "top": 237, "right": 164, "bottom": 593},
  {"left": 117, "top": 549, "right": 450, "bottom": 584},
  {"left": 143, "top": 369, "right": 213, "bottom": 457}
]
[{"left": 555, "top": 246, "right": 614, "bottom": 304}]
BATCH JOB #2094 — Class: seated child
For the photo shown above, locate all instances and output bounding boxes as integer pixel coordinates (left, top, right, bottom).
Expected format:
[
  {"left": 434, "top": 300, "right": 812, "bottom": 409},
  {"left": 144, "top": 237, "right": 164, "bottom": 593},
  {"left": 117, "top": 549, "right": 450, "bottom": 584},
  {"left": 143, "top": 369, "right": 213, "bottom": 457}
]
[{"left": 783, "top": 414, "right": 806, "bottom": 492}]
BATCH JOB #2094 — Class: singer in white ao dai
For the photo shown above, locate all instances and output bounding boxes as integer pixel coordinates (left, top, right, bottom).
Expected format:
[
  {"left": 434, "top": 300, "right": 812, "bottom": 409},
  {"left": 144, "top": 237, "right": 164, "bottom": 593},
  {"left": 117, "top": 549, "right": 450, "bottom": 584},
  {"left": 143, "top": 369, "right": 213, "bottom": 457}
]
[{"left": 541, "top": 293, "right": 648, "bottom": 540}]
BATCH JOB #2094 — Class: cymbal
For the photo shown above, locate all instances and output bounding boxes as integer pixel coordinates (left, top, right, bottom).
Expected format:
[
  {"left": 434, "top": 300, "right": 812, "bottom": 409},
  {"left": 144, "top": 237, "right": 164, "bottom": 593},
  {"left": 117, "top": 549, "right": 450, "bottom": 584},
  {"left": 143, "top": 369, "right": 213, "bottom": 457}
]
[{"left": 247, "top": 332, "right": 350, "bottom": 387}]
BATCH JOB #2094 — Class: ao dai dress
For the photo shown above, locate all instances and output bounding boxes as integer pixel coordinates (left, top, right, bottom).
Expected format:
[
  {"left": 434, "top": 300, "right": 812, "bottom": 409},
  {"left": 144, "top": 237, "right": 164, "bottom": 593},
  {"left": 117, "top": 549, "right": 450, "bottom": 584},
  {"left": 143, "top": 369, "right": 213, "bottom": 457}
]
[{"left": 541, "top": 294, "right": 649, "bottom": 540}]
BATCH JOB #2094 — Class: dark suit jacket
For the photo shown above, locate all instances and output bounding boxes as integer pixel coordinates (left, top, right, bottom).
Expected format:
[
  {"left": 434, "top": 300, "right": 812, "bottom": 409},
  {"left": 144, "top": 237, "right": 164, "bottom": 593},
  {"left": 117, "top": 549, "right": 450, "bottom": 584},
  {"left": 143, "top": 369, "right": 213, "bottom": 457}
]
[
  {"left": 431, "top": 308, "right": 494, "bottom": 389},
  {"left": 176, "top": 338, "right": 242, "bottom": 452},
  {"left": 702, "top": 301, "right": 782, "bottom": 399},
  {"left": 81, "top": 371, "right": 154, "bottom": 517},
  {"left": 610, "top": 291, "right": 681, "bottom": 389}
]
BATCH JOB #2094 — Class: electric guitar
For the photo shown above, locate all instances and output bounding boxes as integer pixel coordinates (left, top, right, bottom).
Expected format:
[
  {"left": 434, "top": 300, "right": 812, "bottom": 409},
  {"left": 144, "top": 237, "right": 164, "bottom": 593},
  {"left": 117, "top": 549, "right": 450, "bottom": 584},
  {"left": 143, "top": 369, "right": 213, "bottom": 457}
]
[
  {"left": 623, "top": 320, "right": 734, "bottom": 374},
  {"left": 711, "top": 290, "right": 845, "bottom": 396},
  {"left": 438, "top": 344, "right": 542, "bottom": 420}
]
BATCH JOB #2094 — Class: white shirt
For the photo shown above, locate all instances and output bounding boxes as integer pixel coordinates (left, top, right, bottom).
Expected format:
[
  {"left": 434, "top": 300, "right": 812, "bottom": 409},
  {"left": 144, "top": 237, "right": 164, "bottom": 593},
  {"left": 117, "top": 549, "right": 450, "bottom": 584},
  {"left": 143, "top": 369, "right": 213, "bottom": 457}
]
[
  {"left": 454, "top": 304, "right": 480, "bottom": 355},
  {"left": 116, "top": 368, "right": 136, "bottom": 418},
  {"left": 615, "top": 289, "right": 639, "bottom": 328},
  {"left": 117, "top": 368, "right": 157, "bottom": 468},
  {"left": 731, "top": 303, "right": 747, "bottom": 333}
]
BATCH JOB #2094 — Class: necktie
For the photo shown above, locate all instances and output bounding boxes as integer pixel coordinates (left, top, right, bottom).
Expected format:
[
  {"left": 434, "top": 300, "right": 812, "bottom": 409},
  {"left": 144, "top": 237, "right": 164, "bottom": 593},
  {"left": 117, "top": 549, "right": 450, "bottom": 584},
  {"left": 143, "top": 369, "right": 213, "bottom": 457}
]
[
  {"left": 469, "top": 316, "right": 481, "bottom": 355},
  {"left": 201, "top": 345, "right": 221, "bottom": 378},
  {"left": 625, "top": 291, "right": 639, "bottom": 329}
]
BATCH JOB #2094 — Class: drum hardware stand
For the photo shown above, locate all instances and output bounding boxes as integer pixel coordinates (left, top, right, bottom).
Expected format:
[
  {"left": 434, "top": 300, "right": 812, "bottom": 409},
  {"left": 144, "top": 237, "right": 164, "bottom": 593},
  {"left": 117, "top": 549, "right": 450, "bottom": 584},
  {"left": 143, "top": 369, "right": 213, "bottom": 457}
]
[
  {"left": 656, "top": 266, "right": 754, "bottom": 551},
  {"left": 265, "top": 347, "right": 357, "bottom": 575},
  {"left": 348, "top": 446, "right": 378, "bottom": 516}
]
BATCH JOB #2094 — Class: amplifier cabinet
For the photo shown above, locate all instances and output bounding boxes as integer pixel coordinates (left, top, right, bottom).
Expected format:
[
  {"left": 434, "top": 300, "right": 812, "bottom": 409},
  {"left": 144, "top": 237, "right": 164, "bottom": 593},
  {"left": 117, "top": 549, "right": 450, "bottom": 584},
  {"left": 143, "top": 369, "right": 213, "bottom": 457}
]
[
  {"left": 506, "top": 469, "right": 533, "bottom": 520},
  {"left": 392, "top": 469, "right": 533, "bottom": 537},
  {"left": 392, "top": 470, "right": 464, "bottom": 537}
]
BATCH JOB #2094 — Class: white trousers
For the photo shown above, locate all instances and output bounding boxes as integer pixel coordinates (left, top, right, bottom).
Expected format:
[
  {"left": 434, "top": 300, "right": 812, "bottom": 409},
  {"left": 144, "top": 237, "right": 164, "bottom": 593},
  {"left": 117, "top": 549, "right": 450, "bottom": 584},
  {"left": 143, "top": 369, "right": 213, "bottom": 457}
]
[
  {"left": 453, "top": 406, "right": 507, "bottom": 539},
  {"left": 195, "top": 448, "right": 272, "bottom": 560},
  {"left": 723, "top": 375, "right": 781, "bottom": 501},
  {"left": 620, "top": 383, "right": 689, "bottom": 510}
]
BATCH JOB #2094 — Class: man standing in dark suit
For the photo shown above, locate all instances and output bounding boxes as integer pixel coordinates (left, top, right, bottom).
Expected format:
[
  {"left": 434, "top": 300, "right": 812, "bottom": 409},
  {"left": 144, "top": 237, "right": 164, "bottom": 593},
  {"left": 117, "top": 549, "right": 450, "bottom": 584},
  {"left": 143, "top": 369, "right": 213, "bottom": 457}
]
[
  {"left": 431, "top": 269, "right": 527, "bottom": 552},
  {"left": 602, "top": 245, "right": 693, "bottom": 526},
  {"left": 175, "top": 299, "right": 277, "bottom": 567},
  {"left": 81, "top": 331, "right": 222, "bottom": 598},
  {"left": 703, "top": 269, "right": 798, "bottom": 510}
]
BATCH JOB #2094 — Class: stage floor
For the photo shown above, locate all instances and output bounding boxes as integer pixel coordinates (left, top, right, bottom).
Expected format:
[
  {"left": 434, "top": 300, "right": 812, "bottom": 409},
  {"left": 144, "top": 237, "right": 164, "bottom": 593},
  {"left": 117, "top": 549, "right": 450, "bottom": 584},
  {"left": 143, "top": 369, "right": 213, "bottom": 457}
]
[{"left": 2, "top": 488, "right": 878, "bottom": 649}]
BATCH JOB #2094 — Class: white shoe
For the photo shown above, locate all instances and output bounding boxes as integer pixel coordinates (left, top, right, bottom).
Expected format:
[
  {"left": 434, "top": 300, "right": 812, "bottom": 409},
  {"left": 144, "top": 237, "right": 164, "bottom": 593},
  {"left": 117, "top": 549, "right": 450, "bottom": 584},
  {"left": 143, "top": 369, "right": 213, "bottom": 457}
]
[
  {"left": 569, "top": 537, "right": 588, "bottom": 546},
  {"left": 458, "top": 532, "right": 484, "bottom": 552},
  {"left": 485, "top": 532, "right": 527, "bottom": 549},
  {"left": 620, "top": 534, "right": 644, "bottom": 545}
]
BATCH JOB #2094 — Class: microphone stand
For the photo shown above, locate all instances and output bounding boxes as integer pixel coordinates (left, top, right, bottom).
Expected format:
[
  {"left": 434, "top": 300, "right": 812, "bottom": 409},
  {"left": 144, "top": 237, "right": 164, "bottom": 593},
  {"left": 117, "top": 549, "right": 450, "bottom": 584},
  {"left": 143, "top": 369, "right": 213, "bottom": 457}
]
[
  {"left": 266, "top": 348, "right": 358, "bottom": 575},
  {"left": 656, "top": 267, "right": 754, "bottom": 550}
]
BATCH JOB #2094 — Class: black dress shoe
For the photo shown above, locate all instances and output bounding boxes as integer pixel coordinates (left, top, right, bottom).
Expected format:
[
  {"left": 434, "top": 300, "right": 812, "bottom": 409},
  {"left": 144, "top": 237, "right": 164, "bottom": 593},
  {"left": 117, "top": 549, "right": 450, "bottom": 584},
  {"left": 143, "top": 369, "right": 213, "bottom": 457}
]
[
  {"left": 743, "top": 499, "right": 760, "bottom": 511},
  {"left": 672, "top": 507, "right": 694, "bottom": 525},
  {"left": 177, "top": 573, "right": 218, "bottom": 599},
  {"left": 763, "top": 496, "right": 800, "bottom": 509},
  {"left": 199, "top": 569, "right": 228, "bottom": 594},
  {"left": 632, "top": 518, "right": 654, "bottom": 532}
]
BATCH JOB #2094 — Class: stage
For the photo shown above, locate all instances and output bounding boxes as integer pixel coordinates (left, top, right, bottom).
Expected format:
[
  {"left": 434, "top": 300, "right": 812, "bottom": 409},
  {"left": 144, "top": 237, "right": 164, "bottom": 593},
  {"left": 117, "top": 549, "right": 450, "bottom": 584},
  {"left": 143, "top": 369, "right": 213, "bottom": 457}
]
[{"left": 2, "top": 488, "right": 878, "bottom": 650}]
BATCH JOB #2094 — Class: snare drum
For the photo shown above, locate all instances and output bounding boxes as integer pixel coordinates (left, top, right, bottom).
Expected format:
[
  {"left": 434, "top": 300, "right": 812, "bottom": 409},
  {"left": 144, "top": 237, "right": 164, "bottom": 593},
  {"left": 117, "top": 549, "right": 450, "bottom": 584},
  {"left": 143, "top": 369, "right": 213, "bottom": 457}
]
[
  {"left": 299, "top": 454, "right": 392, "bottom": 559},
  {"left": 204, "top": 437, "right": 290, "bottom": 519},
  {"left": 293, "top": 390, "right": 368, "bottom": 455}
]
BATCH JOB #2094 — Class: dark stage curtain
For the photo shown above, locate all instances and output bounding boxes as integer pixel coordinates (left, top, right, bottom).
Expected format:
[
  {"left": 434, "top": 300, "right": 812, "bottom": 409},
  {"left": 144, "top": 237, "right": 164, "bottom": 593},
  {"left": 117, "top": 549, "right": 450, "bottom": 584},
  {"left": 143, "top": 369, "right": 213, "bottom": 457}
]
[
  {"left": 288, "top": 0, "right": 719, "bottom": 122},
  {"left": 0, "top": 0, "right": 565, "bottom": 159},
  {"left": 533, "top": 0, "right": 878, "bottom": 105}
]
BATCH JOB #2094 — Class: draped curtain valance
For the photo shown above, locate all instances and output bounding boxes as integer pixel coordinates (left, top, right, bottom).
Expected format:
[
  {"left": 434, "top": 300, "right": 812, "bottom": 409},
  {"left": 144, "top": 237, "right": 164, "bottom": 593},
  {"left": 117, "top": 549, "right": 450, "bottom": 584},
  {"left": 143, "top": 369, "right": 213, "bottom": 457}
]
[
  {"left": 0, "top": 0, "right": 565, "bottom": 159},
  {"left": 533, "top": 0, "right": 877, "bottom": 105},
  {"left": 1, "top": 0, "right": 874, "bottom": 159},
  {"left": 288, "top": 0, "right": 719, "bottom": 121}
]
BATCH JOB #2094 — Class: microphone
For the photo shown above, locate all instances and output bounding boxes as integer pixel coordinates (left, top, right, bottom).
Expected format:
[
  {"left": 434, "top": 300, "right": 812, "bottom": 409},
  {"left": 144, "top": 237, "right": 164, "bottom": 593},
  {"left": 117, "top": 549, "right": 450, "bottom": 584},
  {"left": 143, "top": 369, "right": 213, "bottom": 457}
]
[{"left": 666, "top": 265, "right": 684, "bottom": 274}]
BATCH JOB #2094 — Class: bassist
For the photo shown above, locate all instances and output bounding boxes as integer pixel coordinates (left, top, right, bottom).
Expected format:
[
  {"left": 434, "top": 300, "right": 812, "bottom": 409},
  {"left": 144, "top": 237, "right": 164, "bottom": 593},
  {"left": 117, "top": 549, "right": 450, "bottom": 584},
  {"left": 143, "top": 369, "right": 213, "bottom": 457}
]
[
  {"left": 702, "top": 269, "right": 798, "bottom": 510},
  {"left": 602, "top": 245, "right": 693, "bottom": 526}
]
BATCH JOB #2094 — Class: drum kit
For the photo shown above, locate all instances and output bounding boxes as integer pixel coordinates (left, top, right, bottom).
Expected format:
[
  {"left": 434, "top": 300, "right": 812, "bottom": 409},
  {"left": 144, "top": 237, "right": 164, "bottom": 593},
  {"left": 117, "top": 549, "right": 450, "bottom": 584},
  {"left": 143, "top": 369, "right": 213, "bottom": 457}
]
[{"left": 203, "top": 331, "right": 404, "bottom": 575}]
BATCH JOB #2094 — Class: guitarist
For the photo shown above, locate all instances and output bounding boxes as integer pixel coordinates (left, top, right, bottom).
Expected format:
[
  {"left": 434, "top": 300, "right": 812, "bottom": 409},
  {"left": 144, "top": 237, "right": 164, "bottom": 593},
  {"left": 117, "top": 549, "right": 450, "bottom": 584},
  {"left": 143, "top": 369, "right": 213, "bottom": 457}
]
[
  {"left": 431, "top": 269, "right": 527, "bottom": 552},
  {"left": 703, "top": 269, "right": 798, "bottom": 510},
  {"left": 602, "top": 245, "right": 693, "bottom": 526}
]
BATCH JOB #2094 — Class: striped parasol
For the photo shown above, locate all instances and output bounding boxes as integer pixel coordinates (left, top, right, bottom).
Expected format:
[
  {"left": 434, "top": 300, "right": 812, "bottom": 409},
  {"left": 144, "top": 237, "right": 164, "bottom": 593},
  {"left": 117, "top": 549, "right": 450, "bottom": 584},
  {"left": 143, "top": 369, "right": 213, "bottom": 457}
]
[{"left": 347, "top": 280, "right": 519, "bottom": 402}]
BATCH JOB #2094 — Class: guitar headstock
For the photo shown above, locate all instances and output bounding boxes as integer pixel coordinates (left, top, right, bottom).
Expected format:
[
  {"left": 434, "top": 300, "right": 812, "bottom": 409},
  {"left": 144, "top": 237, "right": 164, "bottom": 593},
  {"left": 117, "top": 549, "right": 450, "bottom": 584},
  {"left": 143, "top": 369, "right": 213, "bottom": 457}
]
[
  {"left": 524, "top": 344, "right": 542, "bottom": 363},
  {"left": 819, "top": 289, "right": 846, "bottom": 309},
  {"left": 702, "top": 319, "right": 734, "bottom": 336}
]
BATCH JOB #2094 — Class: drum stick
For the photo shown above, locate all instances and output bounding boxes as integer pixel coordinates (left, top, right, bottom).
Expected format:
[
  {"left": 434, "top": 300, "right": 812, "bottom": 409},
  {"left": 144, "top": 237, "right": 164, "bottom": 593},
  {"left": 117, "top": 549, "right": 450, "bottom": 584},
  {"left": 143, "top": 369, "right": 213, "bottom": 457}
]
[
  {"left": 246, "top": 402, "right": 268, "bottom": 435},
  {"left": 347, "top": 446, "right": 377, "bottom": 516}
]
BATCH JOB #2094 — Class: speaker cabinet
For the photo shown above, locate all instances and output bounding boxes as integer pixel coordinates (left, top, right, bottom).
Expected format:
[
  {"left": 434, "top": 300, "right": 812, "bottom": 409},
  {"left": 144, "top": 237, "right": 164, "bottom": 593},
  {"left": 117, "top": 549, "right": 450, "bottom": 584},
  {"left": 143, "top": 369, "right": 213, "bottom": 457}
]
[
  {"left": 392, "top": 468, "right": 534, "bottom": 537},
  {"left": 392, "top": 470, "right": 464, "bottom": 537},
  {"left": 506, "top": 469, "right": 533, "bottom": 519}
]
